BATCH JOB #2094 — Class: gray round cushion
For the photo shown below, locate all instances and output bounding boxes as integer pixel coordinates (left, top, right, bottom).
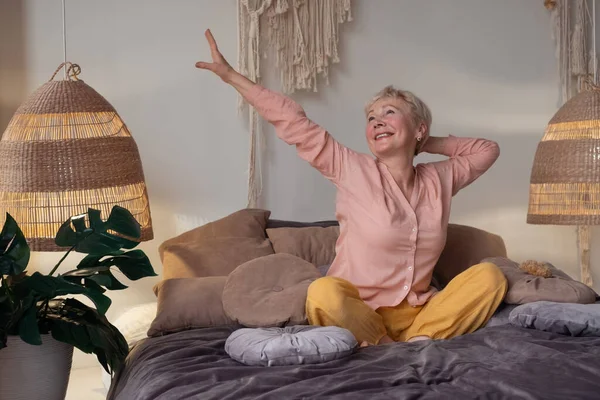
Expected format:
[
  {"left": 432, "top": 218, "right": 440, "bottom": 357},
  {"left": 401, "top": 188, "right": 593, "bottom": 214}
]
[
  {"left": 222, "top": 253, "right": 321, "bottom": 327},
  {"left": 225, "top": 325, "right": 357, "bottom": 366}
]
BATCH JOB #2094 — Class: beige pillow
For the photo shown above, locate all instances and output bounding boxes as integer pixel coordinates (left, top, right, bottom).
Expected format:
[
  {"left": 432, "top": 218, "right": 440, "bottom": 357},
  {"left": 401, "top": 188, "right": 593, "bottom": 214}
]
[
  {"left": 222, "top": 254, "right": 322, "bottom": 327},
  {"left": 483, "top": 256, "right": 598, "bottom": 305},
  {"left": 167, "top": 208, "right": 271, "bottom": 242},
  {"left": 433, "top": 224, "right": 507, "bottom": 288},
  {"left": 266, "top": 226, "right": 340, "bottom": 266},
  {"left": 148, "top": 277, "right": 236, "bottom": 337},
  {"left": 161, "top": 238, "right": 274, "bottom": 279},
  {"left": 159, "top": 208, "right": 274, "bottom": 279}
]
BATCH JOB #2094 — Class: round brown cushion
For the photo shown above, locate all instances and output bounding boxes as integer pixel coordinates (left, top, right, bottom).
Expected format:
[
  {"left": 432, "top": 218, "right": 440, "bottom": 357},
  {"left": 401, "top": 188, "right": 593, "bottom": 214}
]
[{"left": 222, "top": 253, "right": 321, "bottom": 328}]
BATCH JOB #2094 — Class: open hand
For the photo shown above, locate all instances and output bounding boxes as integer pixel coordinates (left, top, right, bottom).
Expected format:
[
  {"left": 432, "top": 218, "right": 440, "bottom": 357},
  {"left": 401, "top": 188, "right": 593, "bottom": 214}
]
[{"left": 195, "top": 29, "right": 235, "bottom": 82}]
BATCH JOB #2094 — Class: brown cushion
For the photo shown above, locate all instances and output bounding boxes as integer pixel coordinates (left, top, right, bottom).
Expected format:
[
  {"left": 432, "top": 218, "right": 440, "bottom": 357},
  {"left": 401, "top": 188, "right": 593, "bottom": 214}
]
[
  {"left": 168, "top": 208, "right": 271, "bottom": 242},
  {"left": 222, "top": 254, "right": 322, "bottom": 328},
  {"left": 161, "top": 238, "right": 274, "bottom": 279},
  {"left": 266, "top": 226, "right": 340, "bottom": 266},
  {"left": 483, "top": 257, "right": 598, "bottom": 305},
  {"left": 147, "top": 277, "right": 236, "bottom": 337},
  {"left": 433, "top": 224, "right": 507, "bottom": 287},
  {"left": 159, "top": 208, "right": 274, "bottom": 279}
]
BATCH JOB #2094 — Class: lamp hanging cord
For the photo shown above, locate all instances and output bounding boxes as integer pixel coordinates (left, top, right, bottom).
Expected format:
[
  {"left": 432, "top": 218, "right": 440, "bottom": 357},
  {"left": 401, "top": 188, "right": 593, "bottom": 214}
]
[
  {"left": 62, "top": 0, "right": 67, "bottom": 79},
  {"left": 49, "top": 62, "right": 81, "bottom": 81}
]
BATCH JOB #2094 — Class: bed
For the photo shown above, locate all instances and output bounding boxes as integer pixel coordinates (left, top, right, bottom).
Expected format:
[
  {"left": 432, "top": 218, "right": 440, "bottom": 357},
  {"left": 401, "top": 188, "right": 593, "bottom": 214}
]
[
  {"left": 107, "top": 321, "right": 600, "bottom": 399},
  {"left": 105, "top": 211, "right": 600, "bottom": 399}
]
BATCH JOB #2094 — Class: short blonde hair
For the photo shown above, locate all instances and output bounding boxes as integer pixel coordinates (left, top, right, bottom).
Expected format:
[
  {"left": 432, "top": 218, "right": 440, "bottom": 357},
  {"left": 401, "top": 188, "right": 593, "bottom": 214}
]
[{"left": 365, "top": 85, "right": 432, "bottom": 133}]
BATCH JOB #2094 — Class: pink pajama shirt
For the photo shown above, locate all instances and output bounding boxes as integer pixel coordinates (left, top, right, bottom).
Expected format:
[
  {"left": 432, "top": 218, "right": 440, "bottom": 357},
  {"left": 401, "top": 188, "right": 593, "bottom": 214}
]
[{"left": 246, "top": 84, "right": 499, "bottom": 310}]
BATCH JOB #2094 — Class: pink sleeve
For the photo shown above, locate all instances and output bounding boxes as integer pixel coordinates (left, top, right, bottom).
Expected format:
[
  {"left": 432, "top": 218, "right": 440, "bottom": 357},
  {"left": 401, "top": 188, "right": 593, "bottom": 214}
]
[
  {"left": 245, "top": 85, "right": 351, "bottom": 185},
  {"left": 434, "top": 135, "right": 500, "bottom": 195}
]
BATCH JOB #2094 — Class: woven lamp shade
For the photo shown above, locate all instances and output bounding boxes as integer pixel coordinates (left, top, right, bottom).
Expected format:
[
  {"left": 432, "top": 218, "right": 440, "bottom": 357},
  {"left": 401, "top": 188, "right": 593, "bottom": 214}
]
[
  {"left": 527, "top": 87, "right": 600, "bottom": 225},
  {"left": 0, "top": 63, "right": 153, "bottom": 251}
]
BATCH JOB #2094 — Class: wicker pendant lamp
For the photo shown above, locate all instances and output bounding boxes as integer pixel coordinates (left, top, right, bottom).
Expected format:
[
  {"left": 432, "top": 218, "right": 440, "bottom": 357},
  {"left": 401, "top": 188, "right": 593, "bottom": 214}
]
[
  {"left": 0, "top": 62, "right": 153, "bottom": 251},
  {"left": 527, "top": 84, "right": 600, "bottom": 286}
]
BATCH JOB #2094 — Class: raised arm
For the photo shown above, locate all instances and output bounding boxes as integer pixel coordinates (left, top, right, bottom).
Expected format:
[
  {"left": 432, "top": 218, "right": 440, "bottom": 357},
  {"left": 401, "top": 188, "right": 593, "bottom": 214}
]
[
  {"left": 195, "top": 29, "right": 351, "bottom": 185},
  {"left": 422, "top": 135, "right": 499, "bottom": 195}
]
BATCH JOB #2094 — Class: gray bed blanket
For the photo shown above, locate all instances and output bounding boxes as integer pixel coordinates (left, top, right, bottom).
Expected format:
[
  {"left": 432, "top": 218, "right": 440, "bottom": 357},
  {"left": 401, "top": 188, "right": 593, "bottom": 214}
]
[{"left": 107, "top": 325, "right": 600, "bottom": 400}]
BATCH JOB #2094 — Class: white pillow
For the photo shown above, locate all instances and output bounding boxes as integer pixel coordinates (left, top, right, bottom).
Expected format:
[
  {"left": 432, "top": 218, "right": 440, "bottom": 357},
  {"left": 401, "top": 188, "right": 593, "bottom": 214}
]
[
  {"left": 113, "top": 302, "right": 158, "bottom": 346},
  {"left": 101, "top": 301, "right": 158, "bottom": 390}
]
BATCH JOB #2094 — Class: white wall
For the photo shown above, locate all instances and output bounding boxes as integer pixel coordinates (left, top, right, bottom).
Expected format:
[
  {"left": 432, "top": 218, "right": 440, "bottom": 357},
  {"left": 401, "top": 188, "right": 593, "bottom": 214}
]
[{"left": 1, "top": 0, "right": 598, "bottom": 367}]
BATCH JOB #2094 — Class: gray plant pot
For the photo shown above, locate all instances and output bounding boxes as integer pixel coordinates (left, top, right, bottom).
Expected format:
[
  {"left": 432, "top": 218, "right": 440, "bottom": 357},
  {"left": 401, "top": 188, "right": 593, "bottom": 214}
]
[{"left": 0, "top": 334, "right": 74, "bottom": 400}]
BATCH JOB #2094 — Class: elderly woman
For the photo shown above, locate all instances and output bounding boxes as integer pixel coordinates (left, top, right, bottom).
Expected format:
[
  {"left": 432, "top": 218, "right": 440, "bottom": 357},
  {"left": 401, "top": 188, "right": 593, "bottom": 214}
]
[{"left": 196, "top": 29, "right": 507, "bottom": 346}]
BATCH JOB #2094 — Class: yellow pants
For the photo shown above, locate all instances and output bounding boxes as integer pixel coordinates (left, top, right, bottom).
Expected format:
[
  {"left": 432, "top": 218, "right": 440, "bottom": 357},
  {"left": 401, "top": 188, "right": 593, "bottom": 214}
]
[{"left": 306, "top": 262, "right": 508, "bottom": 344}]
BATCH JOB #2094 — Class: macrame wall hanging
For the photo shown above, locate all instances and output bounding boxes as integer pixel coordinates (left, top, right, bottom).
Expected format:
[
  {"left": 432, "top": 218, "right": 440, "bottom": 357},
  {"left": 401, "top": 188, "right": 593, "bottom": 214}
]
[
  {"left": 534, "top": 0, "right": 599, "bottom": 287},
  {"left": 545, "top": 0, "right": 598, "bottom": 102},
  {"left": 237, "top": 0, "right": 353, "bottom": 208}
]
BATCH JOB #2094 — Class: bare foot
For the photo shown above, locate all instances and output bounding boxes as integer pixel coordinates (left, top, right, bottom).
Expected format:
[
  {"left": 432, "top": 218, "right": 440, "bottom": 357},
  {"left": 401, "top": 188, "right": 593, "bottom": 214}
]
[
  {"left": 360, "top": 334, "right": 394, "bottom": 348},
  {"left": 378, "top": 335, "right": 394, "bottom": 344},
  {"left": 407, "top": 335, "right": 431, "bottom": 342}
]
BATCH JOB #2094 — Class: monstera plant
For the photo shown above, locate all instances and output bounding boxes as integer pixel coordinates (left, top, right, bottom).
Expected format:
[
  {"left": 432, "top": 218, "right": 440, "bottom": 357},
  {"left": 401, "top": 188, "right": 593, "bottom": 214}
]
[{"left": 0, "top": 206, "right": 156, "bottom": 376}]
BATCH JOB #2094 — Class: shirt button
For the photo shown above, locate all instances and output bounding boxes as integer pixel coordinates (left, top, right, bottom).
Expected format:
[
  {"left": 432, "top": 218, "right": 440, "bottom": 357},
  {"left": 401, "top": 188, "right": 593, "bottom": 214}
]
[
  {"left": 408, "top": 266, "right": 413, "bottom": 271},
  {"left": 403, "top": 285, "right": 409, "bottom": 290},
  {"left": 412, "top": 227, "right": 417, "bottom": 232}
]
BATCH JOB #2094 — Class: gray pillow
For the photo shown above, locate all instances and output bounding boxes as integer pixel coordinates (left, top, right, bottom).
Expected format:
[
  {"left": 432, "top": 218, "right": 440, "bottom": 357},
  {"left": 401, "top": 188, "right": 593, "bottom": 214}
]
[
  {"left": 484, "top": 303, "right": 518, "bottom": 328},
  {"left": 225, "top": 325, "right": 357, "bottom": 367},
  {"left": 509, "top": 301, "right": 600, "bottom": 337}
]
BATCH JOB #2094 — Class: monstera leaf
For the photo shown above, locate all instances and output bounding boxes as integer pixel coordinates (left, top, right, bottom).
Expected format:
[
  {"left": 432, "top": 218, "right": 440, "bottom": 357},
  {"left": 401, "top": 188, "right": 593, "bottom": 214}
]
[
  {"left": 17, "top": 294, "right": 40, "bottom": 345},
  {"left": 55, "top": 206, "right": 141, "bottom": 254},
  {"left": 15, "top": 272, "right": 111, "bottom": 315},
  {"left": 61, "top": 249, "right": 156, "bottom": 290},
  {"left": 44, "top": 298, "right": 128, "bottom": 376},
  {"left": 1, "top": 277, "right": 35, "bottom": 345},
  {"left": 79, "top": 250, "right": 154, "bottom": 280},
  {"left": 0, "top": 213, "right": 30, "bottom": 276},
  {"left": 62, "top": 267, "right": 126, "bottom": 291},
  {"left": 0, "top": 286, "right": 12, "bottom": 349}
]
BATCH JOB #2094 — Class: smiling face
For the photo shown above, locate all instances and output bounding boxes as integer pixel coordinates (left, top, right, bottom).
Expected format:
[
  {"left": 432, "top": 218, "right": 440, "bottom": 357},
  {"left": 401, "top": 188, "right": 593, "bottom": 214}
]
[{"left": 365, "top": 97, "right": 421, "bottom": 159}]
